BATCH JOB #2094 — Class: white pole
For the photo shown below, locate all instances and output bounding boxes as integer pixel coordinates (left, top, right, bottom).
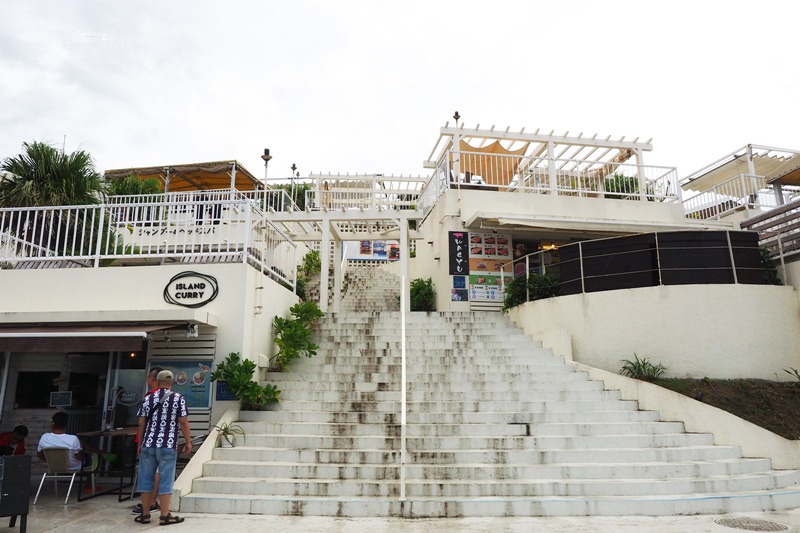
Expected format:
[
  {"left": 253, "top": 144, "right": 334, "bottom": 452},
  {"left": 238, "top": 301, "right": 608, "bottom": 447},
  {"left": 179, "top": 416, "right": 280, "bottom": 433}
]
[{"left": 400, "top": 274, "right": 407, "bottom": 501}]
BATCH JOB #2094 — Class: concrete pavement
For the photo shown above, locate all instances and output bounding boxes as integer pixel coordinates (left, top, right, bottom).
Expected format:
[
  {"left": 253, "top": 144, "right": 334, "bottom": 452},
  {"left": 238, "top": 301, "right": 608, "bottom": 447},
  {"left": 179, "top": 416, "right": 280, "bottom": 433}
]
[{"left": 14, "top": 486, "right": 800, "bottom": 533}]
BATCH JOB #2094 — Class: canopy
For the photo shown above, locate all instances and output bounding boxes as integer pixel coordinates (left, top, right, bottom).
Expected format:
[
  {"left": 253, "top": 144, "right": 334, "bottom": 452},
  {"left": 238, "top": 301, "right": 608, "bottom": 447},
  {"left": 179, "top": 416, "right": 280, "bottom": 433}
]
[
  {"left": 682, "top": 146, "right": 800, "bottom": 192},
  {"left": 766, "top": 153, "right": 800, "bottom": 186},
  {"left": 105, "top": 161, "right": 263, "bottom": 193},
  {"left": 450, "top": 140, "right": 531, "bottom": 186}
]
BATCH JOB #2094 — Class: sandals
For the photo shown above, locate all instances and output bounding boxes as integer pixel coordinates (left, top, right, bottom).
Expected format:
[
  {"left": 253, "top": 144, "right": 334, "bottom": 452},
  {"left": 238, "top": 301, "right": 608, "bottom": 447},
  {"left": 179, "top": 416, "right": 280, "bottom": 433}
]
[
  {"left": 159, "top": 513, "right": 185, "bottom": 526},
  {"left": 132, "top": 502, "right": 159, "bottom": 514},
  {"left": 134, "top": 514, "right": 151, "bottom": 524}
]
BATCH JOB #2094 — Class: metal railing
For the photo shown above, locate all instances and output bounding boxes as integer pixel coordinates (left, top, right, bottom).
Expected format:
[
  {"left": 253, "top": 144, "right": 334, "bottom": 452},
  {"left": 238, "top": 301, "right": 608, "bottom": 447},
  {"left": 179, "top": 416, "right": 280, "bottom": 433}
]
[
  {"left": 0, "top": 194, "right": 297, "bottom": 288},
  {"left": 740, "top": 195, "right": 800, "bottom": 263},
  {"left": 499, "top": 231, "right": 766, "bottom": 306},
  {"left": 304, "top": 174, "right": 426, "bottom": 212},
  {"left": 418, "top": 150, "right": 680, "bottom": 218},
  {"left": 680, "top": 174, "right": 798, "bottom": 220}
]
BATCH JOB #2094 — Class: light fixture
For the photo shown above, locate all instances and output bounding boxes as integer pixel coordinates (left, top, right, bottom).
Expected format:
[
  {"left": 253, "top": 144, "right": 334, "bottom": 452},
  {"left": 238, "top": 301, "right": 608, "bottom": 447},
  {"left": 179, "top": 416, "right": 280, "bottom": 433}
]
[
  {"left": 186, "top": 324, "right": 199, "bottom": 338},
  {"left": 163, "top": 331, "right": 171, "bottom": 343}
]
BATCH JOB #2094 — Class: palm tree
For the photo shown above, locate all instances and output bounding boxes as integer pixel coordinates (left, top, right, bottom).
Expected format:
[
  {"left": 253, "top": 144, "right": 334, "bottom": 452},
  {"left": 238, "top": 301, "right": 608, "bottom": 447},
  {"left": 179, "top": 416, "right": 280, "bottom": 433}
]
[
  {"left": 0, "top": 141, "right": 107, "bottom": 258},
  {"left": 0, "top": 141, "right": 105, "bottom": 207},
  {"left": 107, "top": 174, "right": 163, "bottom": 196}
]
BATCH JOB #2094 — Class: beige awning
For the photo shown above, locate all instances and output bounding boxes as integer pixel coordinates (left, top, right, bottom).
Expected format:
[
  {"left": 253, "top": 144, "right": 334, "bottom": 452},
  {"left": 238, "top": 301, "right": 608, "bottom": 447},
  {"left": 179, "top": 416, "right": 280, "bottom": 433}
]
[
  {"left": 0, "top": 324, "right": 172, "bottom": 352},
  {"left": 105, "top": 161, "right": 263, "bottom": 193},
  {"left": 766, "top": 153, "right": 800, "bottom": 186}
]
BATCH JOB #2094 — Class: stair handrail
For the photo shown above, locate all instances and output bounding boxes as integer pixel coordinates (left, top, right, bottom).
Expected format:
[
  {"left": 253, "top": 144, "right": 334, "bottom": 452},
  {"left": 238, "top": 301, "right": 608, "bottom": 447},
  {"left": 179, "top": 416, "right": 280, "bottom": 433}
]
[{"left": 399, "top": 275, "right": 407, "bottom": 500}]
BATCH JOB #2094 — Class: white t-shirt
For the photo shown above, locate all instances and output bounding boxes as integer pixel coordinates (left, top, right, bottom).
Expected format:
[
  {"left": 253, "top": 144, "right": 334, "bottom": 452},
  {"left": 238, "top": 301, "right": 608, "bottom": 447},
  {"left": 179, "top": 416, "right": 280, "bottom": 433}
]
[{"left": 38, "top": 433, "right": 82, "bottom": 471}]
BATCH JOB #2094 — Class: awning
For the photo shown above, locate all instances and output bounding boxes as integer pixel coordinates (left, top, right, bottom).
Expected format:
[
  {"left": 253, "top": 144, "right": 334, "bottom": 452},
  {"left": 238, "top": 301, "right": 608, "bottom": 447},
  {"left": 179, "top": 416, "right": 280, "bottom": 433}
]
[
  {"left": 0, "top": 324, "right": 173, "bottom": 353},
  {"left": 104, "top": 160, "right": 263, "bottom": 193}
]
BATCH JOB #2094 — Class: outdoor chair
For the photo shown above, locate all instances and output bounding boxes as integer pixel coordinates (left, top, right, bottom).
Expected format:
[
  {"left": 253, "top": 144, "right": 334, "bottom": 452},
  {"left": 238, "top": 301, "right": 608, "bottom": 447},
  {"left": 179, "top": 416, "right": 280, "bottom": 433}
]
[{"left": 34, "top": 448, "right": 99, "bottom": 505}]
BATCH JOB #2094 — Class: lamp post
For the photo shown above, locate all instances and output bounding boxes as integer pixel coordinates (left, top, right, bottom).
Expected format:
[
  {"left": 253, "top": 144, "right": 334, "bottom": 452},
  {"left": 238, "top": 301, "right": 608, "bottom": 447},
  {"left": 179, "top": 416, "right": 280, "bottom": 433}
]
[
  {"left": 261, "top": 148, "right": 272, "bottom": 209},
  {"left": 290, "top": 163, "right": 297, "bottom": 209}
]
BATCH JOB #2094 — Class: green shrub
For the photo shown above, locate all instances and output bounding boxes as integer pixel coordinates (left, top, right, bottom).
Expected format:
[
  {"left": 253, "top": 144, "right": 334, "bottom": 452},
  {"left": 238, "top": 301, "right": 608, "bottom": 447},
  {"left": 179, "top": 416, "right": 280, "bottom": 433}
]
[
  {"left": 300, "top": 249, "right": 321, "bottom": 278},
  {"left": 209, "top": 352, "right": 281, "bottom": 409},
  {"left": 761, "top": 247, "right": 782, "bottom": 285},
  {"left": 272, "top": 301, "right": 324, "bottom": 370},
  {"left": 503, "top": 273, "right": 560, "bottom": 311},
  {"left": 620, "top": 354, "right": 667, "bottom": 382},
  {"left": 410, "top": 278, "right": 436, "bottom": 311}
]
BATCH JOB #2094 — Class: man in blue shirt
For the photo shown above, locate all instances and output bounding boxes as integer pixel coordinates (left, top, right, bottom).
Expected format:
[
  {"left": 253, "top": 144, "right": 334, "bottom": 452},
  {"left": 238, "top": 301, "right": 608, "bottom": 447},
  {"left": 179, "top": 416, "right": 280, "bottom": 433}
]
[{"left": 135, "top": 370, "right": 191, "bottom": 525}]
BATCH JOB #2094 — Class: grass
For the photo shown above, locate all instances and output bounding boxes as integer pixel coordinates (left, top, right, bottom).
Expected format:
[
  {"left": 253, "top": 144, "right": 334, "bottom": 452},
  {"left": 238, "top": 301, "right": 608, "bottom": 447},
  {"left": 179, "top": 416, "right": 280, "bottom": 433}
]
[{"left": 655, "top": 378, "right": 800, "bottom": 440}]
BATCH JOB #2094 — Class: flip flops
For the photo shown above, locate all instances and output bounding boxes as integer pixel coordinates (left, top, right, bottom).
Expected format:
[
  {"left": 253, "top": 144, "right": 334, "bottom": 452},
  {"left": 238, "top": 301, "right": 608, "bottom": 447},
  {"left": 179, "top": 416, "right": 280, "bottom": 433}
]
[
  {"left": 134, "top": 514, "right": 151, "bottom": 524},
  {"left": 159, "top": 513, "right": 185, "bottom": 526}
]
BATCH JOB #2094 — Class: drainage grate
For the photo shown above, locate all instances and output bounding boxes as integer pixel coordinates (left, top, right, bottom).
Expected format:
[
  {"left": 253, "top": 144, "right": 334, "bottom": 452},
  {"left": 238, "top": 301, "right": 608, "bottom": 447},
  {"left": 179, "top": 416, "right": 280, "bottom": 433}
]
[{"left": 714, "top": 517, "right": 789, "bottom": 531}]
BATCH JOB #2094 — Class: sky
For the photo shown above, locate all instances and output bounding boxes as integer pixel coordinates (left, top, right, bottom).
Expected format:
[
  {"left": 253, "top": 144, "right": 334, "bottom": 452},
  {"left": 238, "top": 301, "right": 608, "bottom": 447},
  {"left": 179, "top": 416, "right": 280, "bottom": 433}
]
[{"left": 1, "top": 1, "right": 798, "bottom": 185}]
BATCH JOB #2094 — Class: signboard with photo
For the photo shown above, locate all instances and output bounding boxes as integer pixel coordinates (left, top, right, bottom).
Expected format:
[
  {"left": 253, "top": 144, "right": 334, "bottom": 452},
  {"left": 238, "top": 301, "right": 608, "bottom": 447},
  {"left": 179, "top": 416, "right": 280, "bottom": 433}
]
[
  {"left": 468, "top": 231, "right": 513, "bottom": 302},
  {"left": 149, "top": 359, "right": 214, "bottom": 409}
]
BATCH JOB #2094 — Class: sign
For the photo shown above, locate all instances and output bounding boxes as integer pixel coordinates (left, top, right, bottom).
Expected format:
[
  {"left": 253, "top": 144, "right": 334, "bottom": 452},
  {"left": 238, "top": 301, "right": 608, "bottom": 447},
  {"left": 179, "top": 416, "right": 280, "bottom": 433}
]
[
  {"left": 215, "top": 380, "right": 237, "bottom": 401},
  {"left": 50, "top": 391, "right": 72, "bottom": 407},
  {"left": 149, "top": 360, "right": 214, "bottom": 408},
  {"left": 448, "top": 232, "right": 468, "bottom": 275},
  {"left": 163, "top": 271, "right": 219, "bottom": 309},
  {"left": 115, "top": 387, "right": 143, "bottom": 407},
  {"left": 468, "top": 232, "right": 513, "bottom": 302}
]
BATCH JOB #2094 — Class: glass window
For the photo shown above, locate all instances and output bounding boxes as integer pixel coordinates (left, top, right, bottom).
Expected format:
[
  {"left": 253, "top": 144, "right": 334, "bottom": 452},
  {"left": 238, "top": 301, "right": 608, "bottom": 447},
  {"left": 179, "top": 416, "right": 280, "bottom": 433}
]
[{"left": 15, "top": 372, "right": 60, "bottom": 408}]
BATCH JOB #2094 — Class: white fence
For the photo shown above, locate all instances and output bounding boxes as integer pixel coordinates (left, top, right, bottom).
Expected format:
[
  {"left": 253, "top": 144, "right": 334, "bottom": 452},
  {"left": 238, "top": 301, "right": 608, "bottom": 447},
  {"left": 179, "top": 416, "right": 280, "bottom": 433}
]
[
  {"left": 683, "top": 174, "right": 800, "bottom": 221},
  {"left": 0, "top": 194, "right": 298, "bottom": 288},
  {"left": 418, "top": 150, "right": 680, "bottom": 218}
]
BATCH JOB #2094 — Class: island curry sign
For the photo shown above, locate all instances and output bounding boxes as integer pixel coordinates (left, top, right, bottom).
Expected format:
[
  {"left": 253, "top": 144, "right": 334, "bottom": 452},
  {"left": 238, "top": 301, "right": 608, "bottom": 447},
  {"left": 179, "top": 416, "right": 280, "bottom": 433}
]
[{"left": 164, "top": 271, "right": 219, "bottom": 309}]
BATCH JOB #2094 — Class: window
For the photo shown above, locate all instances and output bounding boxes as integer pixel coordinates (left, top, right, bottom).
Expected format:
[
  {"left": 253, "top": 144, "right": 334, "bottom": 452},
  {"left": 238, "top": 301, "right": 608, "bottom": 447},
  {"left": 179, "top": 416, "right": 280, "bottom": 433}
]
[
  {"left": 15, "top": 372, "right": 59, "bottom": 408},
  {"left": 68, "top": 372, "right": 101, "bottom": 408}
]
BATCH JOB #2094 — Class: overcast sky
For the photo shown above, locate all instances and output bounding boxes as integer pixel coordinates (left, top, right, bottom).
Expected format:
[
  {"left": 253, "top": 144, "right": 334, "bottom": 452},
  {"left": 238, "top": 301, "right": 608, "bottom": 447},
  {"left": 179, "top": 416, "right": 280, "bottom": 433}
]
[{"left": 1, "top": 1, "right": 797, "bottom": 184}]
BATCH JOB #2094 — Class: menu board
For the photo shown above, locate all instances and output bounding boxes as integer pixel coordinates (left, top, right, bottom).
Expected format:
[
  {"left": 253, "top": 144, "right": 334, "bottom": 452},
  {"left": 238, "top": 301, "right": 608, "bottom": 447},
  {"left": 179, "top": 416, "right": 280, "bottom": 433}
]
[{"left": 468, "top": 231, "right": 513, "bottom": 302}]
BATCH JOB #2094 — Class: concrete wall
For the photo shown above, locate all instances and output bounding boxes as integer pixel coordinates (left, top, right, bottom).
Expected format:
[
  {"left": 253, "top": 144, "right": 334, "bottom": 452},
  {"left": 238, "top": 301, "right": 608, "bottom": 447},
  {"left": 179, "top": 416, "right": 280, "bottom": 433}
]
[
  {"left": 0, "top": 263, "right": 299, "bottom": 425},
  {"left": 414, "top": 188, "right": 731, "bottom": 312},
  {"left": 507, "top": 284, "right": 800, "bottom": 380},
  {"left": 576, "top": 363, "right": 800, "bottom": 469}
]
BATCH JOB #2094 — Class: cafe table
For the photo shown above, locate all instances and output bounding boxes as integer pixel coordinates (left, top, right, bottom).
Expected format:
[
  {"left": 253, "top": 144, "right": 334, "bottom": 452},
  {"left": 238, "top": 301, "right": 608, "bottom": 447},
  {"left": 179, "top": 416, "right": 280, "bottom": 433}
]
[{"left": 75, "top": 426, "right": 138, "bottom": 502}]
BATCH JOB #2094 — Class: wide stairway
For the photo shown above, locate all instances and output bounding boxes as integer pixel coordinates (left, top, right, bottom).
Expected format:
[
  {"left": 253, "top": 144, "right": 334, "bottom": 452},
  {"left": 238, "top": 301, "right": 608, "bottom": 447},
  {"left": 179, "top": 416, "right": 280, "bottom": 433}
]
[{"left": 180, "top": 312, "right": 800, "bottom": 517}]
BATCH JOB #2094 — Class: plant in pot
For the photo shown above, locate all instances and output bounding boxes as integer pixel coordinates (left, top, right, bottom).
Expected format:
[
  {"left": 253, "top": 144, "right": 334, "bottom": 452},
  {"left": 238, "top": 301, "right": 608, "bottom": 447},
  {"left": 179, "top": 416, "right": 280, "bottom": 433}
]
[{"left": 214, "top": 421, "right": 245, "bottom": 448}]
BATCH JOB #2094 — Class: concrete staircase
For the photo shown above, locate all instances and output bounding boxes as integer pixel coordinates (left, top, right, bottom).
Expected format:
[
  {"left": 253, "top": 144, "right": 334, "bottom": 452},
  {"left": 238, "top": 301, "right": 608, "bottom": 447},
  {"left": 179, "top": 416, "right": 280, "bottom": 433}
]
[
  {"left": 180, "top": 312, "right": 800, "bottom": 517},
  {"left": 305, "top": 263, "right": 401, "bottom": 312}
]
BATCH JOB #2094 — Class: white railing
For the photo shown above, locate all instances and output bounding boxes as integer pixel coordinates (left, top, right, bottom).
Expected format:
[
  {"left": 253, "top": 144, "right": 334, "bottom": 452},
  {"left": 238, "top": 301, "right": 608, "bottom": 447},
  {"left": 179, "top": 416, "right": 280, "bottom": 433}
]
[
  {"left": 682, "top": 174, "right": 800, "bottom": 221},
  {"left": 0, "top": 195, "right": 297, "bottom": 287},
  {"left": 418, "top": 150, "right": 680, "bottom": 218},
  {"left": 305, "top": 174, "right": 426, "bottom": 212}
]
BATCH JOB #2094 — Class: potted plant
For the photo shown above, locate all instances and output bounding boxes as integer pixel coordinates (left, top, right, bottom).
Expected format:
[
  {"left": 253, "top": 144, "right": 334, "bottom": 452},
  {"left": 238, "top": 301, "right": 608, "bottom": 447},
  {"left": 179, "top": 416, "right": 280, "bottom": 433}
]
[{"left": 214, "top": 421, "right": 245, "bottom": 448}]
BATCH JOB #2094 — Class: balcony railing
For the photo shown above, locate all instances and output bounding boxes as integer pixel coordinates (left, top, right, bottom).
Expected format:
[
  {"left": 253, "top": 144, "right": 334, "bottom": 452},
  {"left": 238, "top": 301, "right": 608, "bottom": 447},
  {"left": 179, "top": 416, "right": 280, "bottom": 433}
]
[
  {"left": 681, "top": 174, "right": 800, "bottom": 221},
  {"left": 303, "top": 174, "right": 426, "bottom": 212},
  {"left": 0, "top": 194, "right": 297, "bottom": 288},
  {"left": 740, "top": 195, "right": 800, "bottom": 262},
  {"left": 418, "top": 150, "right": 681, "bottom": 218}
]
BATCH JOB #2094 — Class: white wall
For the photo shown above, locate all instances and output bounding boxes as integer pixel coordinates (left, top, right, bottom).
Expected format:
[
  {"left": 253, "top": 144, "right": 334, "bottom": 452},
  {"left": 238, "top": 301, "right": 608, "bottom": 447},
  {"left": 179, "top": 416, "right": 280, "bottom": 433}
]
[
  {"left": 507, "top": 284, "right": 800, "bottom": 380},
  {"left": 0, "top": 263, "right": 299, "bottom": 424}
]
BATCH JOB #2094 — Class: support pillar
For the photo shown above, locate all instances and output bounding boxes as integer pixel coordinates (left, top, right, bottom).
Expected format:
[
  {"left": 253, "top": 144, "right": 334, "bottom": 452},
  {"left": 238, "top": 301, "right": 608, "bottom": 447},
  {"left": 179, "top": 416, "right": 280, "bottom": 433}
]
[
  {"left": 320, "top": 219, "right": 331, "bottom": 313},
  {"left": 400, "top": 217, "right": 410, "bottom": 314},
  {"left": 333, "top": 238, "right": 343, "bottom": 312}
]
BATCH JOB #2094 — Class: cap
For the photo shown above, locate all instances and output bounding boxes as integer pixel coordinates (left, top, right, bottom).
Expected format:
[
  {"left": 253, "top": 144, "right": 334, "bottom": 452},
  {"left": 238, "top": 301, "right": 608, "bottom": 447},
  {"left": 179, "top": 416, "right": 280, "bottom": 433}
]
[{"left": 156, "top": 370, "right": 174, "bottom": 381}]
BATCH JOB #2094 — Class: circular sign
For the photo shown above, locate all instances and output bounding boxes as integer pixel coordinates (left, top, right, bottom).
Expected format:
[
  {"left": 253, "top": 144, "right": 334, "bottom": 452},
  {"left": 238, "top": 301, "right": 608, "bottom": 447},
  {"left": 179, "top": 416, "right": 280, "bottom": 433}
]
[
  {"left": 116, "top": 388, "right": 143, "bottom": 406},
  {"left": 163, "top": 271, "right": 219, "bottom": 309}
]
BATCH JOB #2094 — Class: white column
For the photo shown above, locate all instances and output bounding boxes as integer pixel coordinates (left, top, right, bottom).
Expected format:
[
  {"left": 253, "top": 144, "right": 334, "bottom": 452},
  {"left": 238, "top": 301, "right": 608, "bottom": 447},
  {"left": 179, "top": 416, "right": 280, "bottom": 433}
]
[
  {"left": 333, "top": 239, "right": 343, "bottom": 312},
  {"left": 547, "top": 141, "right": 556, "bottom": 194},
  {"left": 635, "top": 148, "right": 646, "bottom": 201},
  {"left": 400, "top": 218, "right": 409, "bottom": 314},
  {"left": 320, "top": 218, "right": 331, "bottom": 312}
]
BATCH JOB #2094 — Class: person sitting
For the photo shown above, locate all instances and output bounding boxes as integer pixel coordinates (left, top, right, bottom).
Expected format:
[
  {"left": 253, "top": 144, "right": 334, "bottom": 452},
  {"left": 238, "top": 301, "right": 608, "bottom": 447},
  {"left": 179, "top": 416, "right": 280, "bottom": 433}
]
[
  {"left": 0, "top": 425, "right": 28, "bottom": 456},
  {"left": 37, "top": 412, "right": 84, "bottom": 471}
]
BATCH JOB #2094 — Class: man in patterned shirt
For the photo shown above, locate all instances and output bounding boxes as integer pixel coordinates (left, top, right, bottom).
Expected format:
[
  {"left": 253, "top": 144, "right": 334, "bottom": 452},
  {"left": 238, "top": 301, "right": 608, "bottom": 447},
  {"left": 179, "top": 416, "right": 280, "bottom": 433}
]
[{"left": 135, "top": 370, "right": 191, "bottom": 525}]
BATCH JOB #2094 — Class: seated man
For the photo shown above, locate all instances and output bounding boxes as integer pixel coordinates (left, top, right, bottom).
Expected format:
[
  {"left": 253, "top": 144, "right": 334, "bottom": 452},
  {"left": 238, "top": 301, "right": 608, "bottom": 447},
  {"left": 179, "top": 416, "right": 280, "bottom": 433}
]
[
  {"left": 37, "top": 412, "right": 84, "bottom": 471},
  {"left": 0, "top": 425, "right": 28, "bottom": 456}
]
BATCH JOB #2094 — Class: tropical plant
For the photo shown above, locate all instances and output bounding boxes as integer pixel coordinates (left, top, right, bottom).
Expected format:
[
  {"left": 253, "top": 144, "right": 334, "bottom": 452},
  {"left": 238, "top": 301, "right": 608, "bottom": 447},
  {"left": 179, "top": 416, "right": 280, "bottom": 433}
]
[
  {"left": 272, "top": 182, "right": 310, "bottom": 211},
  {"left": 783, "top": 368, "right": 800, "bottom": 387},
  {"left": 300, "top": 249, "right": 321, "bottom": 278},
  {"left": 107, "top": 174, "right": 163, "bottom": 196},
  {"left": 272, "top": 301, "right": 324, "bottom": 370},
  {"left": 0, "top": 141, "right": 106, "bottom": 207},
  {"left": 620, "top": 354, "right": 667, "bottom": 382},
  {"left": 502, "top": 272, "right": 560, "bottom": 311},
  {"left": 410, "top": 277, "right": 436, "bottom": 311},
  {"left": 214, "top": 421, "right": 245, "bottom": 447},
  {"left": 209, "top": 352, "right": 281, "bottom": 409},
  {"left": 604, "top": 173, "right": 639, "bottom": 198}
]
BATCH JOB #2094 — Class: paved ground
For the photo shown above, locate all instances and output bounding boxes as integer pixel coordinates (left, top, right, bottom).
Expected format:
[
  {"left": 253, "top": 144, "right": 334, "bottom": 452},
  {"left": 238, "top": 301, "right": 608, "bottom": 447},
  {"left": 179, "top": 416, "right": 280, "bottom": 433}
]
[{"left": 12, "top": 484, "right": 800, "bottom": 533}]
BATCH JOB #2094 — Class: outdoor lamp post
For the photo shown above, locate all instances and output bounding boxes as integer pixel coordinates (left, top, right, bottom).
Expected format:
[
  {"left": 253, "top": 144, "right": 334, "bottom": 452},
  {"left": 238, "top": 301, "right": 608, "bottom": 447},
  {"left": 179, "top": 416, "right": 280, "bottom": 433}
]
[
  {"left": 261, "top": 148, "right": 272, "bottom": 209},
  {"left": 290, "top": 163, "right": 297, "bottom": 208}
]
